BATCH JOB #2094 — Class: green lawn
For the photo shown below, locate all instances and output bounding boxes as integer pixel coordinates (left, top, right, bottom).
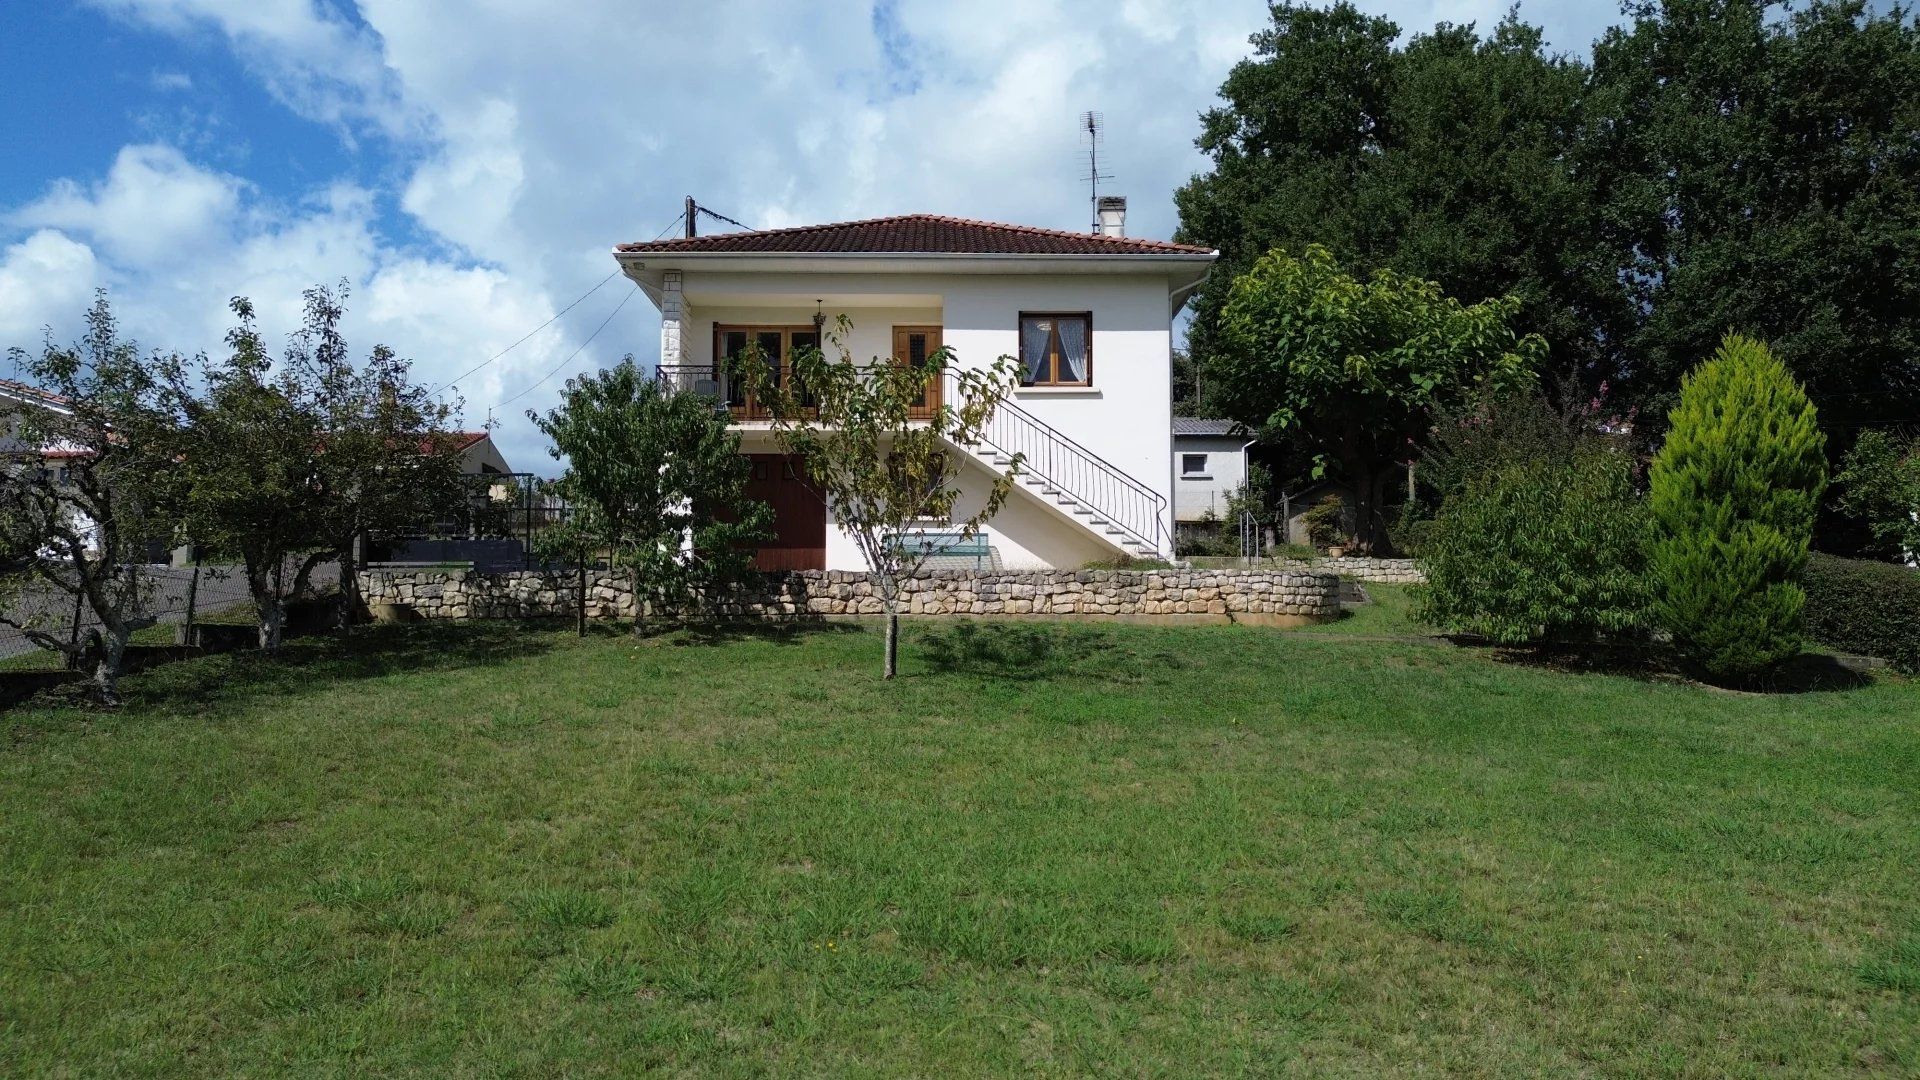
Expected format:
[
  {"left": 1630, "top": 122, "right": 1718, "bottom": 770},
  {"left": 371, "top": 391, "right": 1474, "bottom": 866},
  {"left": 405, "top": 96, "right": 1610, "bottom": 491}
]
[{"left": 3, "top": 615, "right": 1917, "bottom": 1075}]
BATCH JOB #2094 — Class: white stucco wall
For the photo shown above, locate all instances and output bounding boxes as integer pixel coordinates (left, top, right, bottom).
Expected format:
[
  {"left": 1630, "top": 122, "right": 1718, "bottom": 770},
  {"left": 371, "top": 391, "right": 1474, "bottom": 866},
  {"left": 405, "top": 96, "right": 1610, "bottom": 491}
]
[
  {"left": 459, "top": 436, "right": 515, "bottom": 476},
  {"left": 1172, "top": 435, "right": 1251, "bottom": 522},
  {"left": 674, "top": 269, "right": 1178, "bottom": 571}
]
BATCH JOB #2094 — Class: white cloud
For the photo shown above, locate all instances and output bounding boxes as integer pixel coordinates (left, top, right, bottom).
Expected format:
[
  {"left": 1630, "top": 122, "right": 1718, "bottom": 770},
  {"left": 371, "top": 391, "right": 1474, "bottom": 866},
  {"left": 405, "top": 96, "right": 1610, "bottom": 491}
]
[
  {"left": 85, "top": 0, "right": 419, "bottom": 138},
  {"left": 0, "top": 231, "right": 101, "bottom": 350},
  {"left": 23, "top": 0, "right": 1628, "bottom": 470},
  {"left": 151, "top": 69, "right": 193, "bottom": 92},
  {"left": 11, "top": 144, "right": 242, "bottom": 265}
]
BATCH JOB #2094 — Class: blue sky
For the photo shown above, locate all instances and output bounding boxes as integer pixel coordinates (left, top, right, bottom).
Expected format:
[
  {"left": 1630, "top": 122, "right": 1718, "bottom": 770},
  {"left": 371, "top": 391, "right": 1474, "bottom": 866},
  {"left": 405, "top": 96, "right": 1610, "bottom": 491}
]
[{"left": 0, "top": 1, "right": 1626, "bottom": 470}]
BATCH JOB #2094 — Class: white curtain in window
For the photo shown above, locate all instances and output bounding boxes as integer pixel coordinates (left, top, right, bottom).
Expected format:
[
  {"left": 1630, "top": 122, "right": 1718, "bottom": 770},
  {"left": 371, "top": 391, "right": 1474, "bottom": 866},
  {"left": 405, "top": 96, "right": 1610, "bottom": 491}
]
[
  {"left": 1020, "top": 317, "right": 1051, "bottom": 382},
  {"left": 1057, "top": 318, "right": 1088, "bottom": 382}
]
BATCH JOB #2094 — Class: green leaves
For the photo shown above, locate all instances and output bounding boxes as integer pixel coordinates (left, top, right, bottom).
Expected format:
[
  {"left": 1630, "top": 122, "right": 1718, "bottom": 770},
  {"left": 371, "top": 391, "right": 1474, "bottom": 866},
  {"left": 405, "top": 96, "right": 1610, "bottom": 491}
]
[
  {"left": 1834, "top": 431, "right": 1920, "bottom": 562},
  {"left": 1179, "top": 0, "right": 1920, "bottom": 454},
  {"left": 1649, "top": 334, "right": 1828, "bottom": 682},
  {"left": 530, "top": 359, "right": 771, "bottom": 622},
  {"left": 1417, "top": 392, "right": 1652, "bottom": 645},
  {"left": 1216, "top": 243, "right": 1543, "bottom": 550},
  {"left": 173, "top": 285, "right": 476, "bottom": 649},
  {"left": 739, "top": 319, "right": 1021, "bottom": 676}
]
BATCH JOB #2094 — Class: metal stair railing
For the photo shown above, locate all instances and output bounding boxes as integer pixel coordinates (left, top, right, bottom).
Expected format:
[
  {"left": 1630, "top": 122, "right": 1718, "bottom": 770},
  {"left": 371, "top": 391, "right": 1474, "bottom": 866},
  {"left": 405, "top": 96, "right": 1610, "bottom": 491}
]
[{"left": 947, "top": 370, "right": 1168, "bottom": 556}]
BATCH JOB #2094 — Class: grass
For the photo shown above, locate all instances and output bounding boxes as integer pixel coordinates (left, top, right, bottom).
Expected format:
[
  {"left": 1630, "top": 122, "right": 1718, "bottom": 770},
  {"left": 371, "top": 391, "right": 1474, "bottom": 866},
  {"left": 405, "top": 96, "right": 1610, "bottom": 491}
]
[
  {"left": 1296, "top": 579, "right": 1424, "bottom": 636},
  {"left": 2, "top": 616, "right": 1917, "bottom": 1075},
  {"left": 0, "top": 601, "right": 258, "bottom": 673}
]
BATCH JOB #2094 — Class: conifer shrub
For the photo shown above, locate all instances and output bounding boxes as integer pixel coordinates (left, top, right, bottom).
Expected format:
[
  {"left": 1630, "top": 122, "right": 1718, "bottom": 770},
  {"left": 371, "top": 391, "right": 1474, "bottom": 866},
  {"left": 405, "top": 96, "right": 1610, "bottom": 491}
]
[{"left": 1648, "top": 334, "right": 1827, "bottom": 683}]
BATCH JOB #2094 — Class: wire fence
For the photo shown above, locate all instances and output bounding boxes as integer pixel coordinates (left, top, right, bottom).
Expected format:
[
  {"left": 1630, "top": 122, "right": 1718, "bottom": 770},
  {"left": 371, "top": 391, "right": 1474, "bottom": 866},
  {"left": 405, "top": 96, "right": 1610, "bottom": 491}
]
[{"left": 0, "top": 559, "right": 339, "bottom": 670}]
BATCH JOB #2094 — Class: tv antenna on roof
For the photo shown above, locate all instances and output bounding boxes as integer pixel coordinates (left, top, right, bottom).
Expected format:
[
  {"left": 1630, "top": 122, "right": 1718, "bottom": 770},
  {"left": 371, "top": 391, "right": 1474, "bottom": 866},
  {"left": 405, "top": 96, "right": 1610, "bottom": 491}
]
[{"left": 1082, "top": 110, "right": 1112, "bottom": 234}]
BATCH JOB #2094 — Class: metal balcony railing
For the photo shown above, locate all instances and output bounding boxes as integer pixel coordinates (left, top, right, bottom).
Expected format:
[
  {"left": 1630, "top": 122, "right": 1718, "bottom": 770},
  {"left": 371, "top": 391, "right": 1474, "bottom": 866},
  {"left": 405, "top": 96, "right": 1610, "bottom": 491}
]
[{"left": 654, "top": 362, "right": 940, "bottom": 420}]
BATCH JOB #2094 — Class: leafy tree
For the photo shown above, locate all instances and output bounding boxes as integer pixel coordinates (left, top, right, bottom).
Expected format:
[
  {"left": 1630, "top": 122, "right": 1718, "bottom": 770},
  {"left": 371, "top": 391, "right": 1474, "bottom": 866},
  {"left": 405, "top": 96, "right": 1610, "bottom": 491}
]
[
  {"left": 0, "top": 295, "right": 185, "bottom": 701},
  {"left": 1176, "top": 4, "right": 1613, "bottom": 389},
  {"left": 1585, "top": 0, "right": 1920, "bottom": 442},
  {"left": 1648, "top": 334, "right": 1827, "bottom": 682},
  {"left": 1833, "top": 430, "right": 1920, "bottom": 562},
  {"left": 1177, "top": 0, "right": 1920, "bottom": 474},
  {"left": 287, "top": 285, "right": 481, "bottom": 629},
  {"left": 1417, "top": 390, "right": 1652, "bottom": 645},
  {"left": 171, "top": 298, "right": 331, "bottom": 651},
  {"left": 746, "top": 318, "right": 1021, "bottom": 678},
  {"left": 529, "top": 358, "right": 771, "bottom": 632},
  {"left": 1215, "top": 244, "right": 1543, "bottom": 552},
  {"left": 171, "top": 287, "right": 481, "bottom": 650}
]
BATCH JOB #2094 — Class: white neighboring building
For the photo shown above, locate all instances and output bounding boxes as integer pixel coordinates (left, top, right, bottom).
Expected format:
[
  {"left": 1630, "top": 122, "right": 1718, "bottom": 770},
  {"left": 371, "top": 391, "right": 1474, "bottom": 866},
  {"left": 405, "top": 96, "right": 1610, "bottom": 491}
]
[
  {"left": 616, "top": 209, "right": 1216, "bottom": 571},
  {"left": 1171, "top": 418, "right": 1254, "bottom": 523}
]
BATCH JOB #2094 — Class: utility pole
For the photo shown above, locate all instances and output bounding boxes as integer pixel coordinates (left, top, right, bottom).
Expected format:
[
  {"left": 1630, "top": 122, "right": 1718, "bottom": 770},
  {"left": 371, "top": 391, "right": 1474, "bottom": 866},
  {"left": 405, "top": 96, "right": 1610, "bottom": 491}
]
[{"left": 685, "top": 195, "right": 697, "bottom": 238}]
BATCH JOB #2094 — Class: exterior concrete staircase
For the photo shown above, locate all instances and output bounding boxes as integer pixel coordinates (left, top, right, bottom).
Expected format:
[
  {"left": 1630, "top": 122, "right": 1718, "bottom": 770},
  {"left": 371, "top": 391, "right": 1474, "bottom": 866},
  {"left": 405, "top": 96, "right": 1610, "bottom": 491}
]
[{"left": 945, "top": 371, "right": 1168, "bottom": 560}]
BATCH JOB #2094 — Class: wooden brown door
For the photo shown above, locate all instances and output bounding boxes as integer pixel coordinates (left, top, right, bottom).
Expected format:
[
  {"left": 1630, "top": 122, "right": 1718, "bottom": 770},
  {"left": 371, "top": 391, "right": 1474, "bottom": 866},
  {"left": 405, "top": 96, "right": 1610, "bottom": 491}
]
[{"left": 743, "top": 454, "right": 826, "bottom": 570}]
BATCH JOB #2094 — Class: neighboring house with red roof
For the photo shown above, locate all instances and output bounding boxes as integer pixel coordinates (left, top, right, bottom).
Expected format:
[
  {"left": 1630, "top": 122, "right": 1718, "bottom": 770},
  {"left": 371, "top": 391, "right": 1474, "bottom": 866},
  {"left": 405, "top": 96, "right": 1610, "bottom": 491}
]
[
  {"left": 615, "top": 203, "right": 1216, "bottom": 570},
  {"left": 445, "top": 430, "right": 513, "bottom": 477},
  {"left": 1, "top": 378, "right": 101, "bottom": 553},
  {"left": 1, "top": 378, "right": 74, "bottom": 457}
]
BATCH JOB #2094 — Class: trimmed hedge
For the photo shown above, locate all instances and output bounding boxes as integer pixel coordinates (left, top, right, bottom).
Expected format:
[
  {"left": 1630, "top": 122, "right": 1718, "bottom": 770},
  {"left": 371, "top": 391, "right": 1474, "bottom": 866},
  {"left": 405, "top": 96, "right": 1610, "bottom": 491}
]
[{"left": 1802, "top": 553, "right": 1920, "bottom": 673}]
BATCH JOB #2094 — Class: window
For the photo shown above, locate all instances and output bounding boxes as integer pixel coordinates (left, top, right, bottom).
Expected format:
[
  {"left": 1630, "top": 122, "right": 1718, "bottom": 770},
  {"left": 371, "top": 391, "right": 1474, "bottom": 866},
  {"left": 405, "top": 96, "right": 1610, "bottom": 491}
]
[
  {"left": 893, "top": 326, "right": 941, "bottom": 409},
  {"left": 1018, "top": 313, "right": 1091, "bottom": 386},
  {"left": 1181, "top": 453, "right": 1210, "bottom": 478},
  {"left": 715, "top": 325, "right": 814, "bottom": 409}
]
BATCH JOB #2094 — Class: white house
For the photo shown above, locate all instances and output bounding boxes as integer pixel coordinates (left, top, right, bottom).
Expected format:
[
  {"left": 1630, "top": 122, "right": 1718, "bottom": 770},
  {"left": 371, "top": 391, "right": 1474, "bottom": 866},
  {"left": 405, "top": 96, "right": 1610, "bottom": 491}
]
[
  {"left": 1171, "top": 417, "right": 1254, "bottom": 523},
  {"left": 615, "top": 208, "right": 1216, "bottom": 571}
]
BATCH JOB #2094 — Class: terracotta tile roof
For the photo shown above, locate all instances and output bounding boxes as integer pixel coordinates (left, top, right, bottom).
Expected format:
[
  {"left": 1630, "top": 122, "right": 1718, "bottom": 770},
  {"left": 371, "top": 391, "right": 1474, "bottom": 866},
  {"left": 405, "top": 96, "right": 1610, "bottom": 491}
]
[
  {"left": 0, "top": 378, "right": 70, "bottom": 409},
  {"left": 615, "top": 214, "right": 1215, "bottom": 257}
]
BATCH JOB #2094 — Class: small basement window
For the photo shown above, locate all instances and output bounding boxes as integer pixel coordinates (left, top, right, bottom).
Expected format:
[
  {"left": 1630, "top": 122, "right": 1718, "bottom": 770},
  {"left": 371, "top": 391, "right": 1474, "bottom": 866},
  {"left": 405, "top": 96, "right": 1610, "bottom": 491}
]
[{"left": 1181, "top": 453, "right": 1209, "bottom": 478}]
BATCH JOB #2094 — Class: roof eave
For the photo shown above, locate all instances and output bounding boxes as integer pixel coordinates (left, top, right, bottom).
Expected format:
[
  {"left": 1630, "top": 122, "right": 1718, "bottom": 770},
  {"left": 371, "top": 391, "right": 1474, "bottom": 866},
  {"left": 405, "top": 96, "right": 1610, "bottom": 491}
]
[{"left": 613, "top": 248, "right": 1216, "bottom": 262}]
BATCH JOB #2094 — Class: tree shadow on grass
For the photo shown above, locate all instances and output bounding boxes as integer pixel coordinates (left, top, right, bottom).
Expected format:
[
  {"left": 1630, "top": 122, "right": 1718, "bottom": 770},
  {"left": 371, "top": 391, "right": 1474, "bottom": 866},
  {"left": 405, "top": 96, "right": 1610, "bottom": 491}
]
[
  {"left": 611, "top": 618, "right": 864, "bottom": 648},
  {"left": 99, "top": 621, "right": 565, "bottom": 716},
  {"left": 1488, "top": 642, "right": 1874, "bottom": 694},
  {"left": 915, "top": 621, "right": 1135, "bottom": 681}
]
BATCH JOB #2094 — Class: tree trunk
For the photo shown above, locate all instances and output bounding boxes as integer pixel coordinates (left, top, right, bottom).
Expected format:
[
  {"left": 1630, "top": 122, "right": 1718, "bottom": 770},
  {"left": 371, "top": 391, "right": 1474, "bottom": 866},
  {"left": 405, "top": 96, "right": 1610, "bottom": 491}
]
[
  {"left": 258, "top": 599, "right": 285, "bottom": 652},
  {"left": 1346, "top": 454, "right": 1381, "bottom": 555},
  {"left": 89, "top": 627, "right": 128, "bottom": 705},
  {"left": 884, "top": 611, "right": 899, "bottom": 679},
  {"left": 336, "top": 539, "right": 360, "bottom": 633}
]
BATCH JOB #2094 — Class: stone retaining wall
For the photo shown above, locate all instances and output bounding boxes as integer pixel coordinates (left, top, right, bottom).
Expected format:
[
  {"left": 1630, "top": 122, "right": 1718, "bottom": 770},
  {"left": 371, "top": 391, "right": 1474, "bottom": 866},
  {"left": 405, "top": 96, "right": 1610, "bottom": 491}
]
[
  {"left": 363, "top": 567, "right": 1343, "bottom": 624},
  {"left": 1278, "top": 557, "right": 1425, "bottom": 584}
]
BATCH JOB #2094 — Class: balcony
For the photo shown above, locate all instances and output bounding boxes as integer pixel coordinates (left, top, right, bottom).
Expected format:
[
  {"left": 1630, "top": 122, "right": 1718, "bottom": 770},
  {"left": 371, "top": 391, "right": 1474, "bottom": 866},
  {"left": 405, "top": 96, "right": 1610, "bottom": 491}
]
[{"left": 654, "top": 362, "right": 942, "bottom": 422}]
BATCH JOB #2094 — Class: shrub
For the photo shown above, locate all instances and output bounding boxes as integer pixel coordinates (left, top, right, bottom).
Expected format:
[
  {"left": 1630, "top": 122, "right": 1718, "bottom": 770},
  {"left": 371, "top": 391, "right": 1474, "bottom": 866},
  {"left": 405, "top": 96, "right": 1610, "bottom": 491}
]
[
  {"left": 1301, "top": 495, "right": 1348, "bottom": 548},
  {"left": 1835, "top": 430, "right": 1920, "bottom": 562},
  {"left": 1416, "top": 445, "right": 1652, "bottom": 645},
  {"left": 1648, "top": 334, "right": 1827, "bottom": 683},
  {"left": 1801, "top": 553, "right": 1920, "bottom": 673}
]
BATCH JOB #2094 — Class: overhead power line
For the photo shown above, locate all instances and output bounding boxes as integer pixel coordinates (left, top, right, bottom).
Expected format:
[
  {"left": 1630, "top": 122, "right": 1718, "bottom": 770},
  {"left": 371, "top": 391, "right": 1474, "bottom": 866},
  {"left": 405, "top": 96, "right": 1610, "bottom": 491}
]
[
  {"left": 428, "top": 270, "right": 619, "bottom": 398},
  {"left": 696, "top": 204, "right": 757, "bottom": 232},
  {"left": 494, "top": 285, "right": 640, "bottom": 411},
  {"left": 428, "top": 211, "right": 686, "bottom": 400}
]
